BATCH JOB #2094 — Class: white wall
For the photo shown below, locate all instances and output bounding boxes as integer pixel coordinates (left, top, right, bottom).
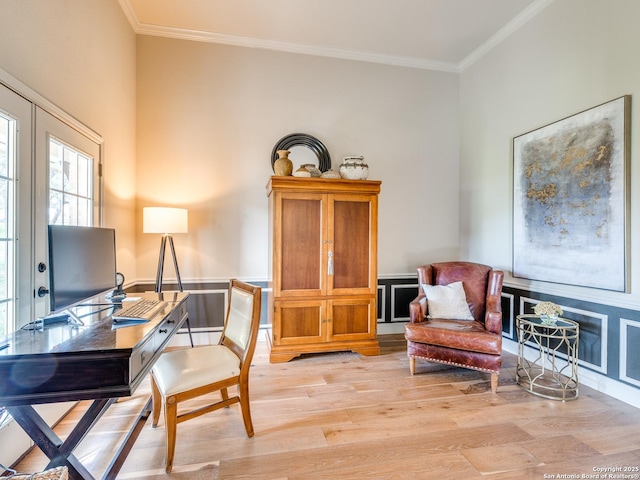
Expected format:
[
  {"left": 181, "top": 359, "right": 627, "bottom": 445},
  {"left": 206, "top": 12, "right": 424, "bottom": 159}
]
[
  {"left": 0, "top": 0, "right": 138, "bottom": 276},
  {"left": 459, "top": 0, "right": 640, "bottom": 307},
  {"left": 135, "top": 36, "right": 461, "bottom": 283}
]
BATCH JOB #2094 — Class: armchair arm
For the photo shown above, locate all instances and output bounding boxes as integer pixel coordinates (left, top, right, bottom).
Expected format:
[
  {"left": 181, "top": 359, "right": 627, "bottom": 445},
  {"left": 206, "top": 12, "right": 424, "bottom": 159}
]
[
  {"left": 409, "top": 295, "right": 428, "bottom": 323},
  {"left": 484, "top": 269, "right": 504, "bottom": 334},
  {"left": 410, "top": 265, "right": 431, "bottom": 324}
]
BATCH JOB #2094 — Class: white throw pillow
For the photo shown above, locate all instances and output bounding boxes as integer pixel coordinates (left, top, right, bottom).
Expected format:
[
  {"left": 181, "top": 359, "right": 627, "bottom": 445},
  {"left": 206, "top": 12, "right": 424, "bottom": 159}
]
[{"left": 422, "top": 281, "right": 474, "bottom": 320}]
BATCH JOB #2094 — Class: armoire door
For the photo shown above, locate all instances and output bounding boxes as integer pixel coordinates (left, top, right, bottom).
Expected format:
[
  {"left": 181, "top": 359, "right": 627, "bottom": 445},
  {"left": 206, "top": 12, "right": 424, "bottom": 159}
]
[
  {"left": 328, "top": 297, "right": 376, "bottom": 342},
  {"left": 273, "top": 299, "right": 326, "bottom": 345},
  {"left": 327, "top": 193, "right": 378, "bottom": 296},
  {"left": 274, "top": 192, "right": 326, "bottom": 298}
]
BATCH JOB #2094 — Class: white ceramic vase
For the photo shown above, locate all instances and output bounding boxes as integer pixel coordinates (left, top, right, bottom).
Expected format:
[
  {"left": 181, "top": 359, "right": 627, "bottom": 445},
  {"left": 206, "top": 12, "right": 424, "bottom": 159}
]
[{"left": 339, "top": 156, "right": 369, "bottom": 180}]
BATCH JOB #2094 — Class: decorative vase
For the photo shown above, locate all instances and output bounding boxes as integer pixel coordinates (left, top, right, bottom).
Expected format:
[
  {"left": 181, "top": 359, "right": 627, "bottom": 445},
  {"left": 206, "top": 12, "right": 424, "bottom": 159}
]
[
  {"left": 274, "top": 150, "right": 293, "bottom": 176},
  {"left": 321, "top": 169, "right": 341, "bottom": 179},
  {"left": 293, "top": 165, "right": 311, "bottom": 177},
  {"left": 540, "top": 314, "right": 558, "bottom": 326},
  {"left": 339, "top": 156, "right": 369, "bottom": 180},
  {"left": 301, "top": 164, "right": 322, "bottom": 177}
]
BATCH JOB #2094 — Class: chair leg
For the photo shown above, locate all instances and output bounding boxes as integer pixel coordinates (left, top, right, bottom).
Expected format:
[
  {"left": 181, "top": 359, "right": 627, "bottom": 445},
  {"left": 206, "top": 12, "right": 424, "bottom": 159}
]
[
  {"left": 238, "top": 381, "right": 254, "bottom": 437},
  {"left": 491, "top": 373, "right": 498, "bottom": 393},
  {"left": 164, "top": 396, "right": 178, "bottom": 474},
  {"left": 150, "top": 374, "right": 161, "bottom": 428},
  {"left": 409, "top": 356, "right": 416, "bottom": 375},
  {"left": 221, "top": 387, "right": 229, "bottom": 403}
]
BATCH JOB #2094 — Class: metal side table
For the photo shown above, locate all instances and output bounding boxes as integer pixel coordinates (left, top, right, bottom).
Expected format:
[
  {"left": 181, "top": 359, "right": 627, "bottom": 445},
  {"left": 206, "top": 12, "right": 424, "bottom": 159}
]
[{"left": 516, "top": 314, "right": 579, "bottom": 401}]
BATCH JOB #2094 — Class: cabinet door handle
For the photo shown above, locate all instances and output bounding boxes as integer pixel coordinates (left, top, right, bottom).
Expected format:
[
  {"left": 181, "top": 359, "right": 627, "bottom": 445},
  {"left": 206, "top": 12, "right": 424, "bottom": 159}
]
[{"left": 327, "top": 250, "right": 333, "bottom": 275}]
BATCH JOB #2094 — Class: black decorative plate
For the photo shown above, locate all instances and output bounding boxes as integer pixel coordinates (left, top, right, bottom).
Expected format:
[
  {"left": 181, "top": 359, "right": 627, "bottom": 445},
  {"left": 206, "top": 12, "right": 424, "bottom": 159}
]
[{"left": 271, "top": 133, "right": 332, "bottom": 172}]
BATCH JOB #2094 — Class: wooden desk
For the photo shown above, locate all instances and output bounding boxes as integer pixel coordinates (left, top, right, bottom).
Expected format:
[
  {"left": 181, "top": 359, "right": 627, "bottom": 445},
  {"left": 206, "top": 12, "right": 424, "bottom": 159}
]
[{"left": 0, "top": 291, "right": 189, "bottom": 480}]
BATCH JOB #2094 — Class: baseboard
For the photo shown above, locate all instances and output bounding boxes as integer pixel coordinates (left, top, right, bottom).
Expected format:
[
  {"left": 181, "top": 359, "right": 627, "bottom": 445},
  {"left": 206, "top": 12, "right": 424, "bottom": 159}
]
[{"left": 377, "top": 322, "right": 406, "bottom": 335}]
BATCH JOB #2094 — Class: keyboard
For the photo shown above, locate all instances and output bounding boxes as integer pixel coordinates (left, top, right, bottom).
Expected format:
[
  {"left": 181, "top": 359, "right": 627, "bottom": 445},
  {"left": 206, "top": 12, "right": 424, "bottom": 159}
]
[{"left": 112, "top": 298, "right": 167, "bottom": 323}]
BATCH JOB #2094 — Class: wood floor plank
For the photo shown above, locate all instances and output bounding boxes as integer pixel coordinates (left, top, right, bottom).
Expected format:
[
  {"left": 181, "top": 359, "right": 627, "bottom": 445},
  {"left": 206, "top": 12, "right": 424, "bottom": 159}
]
[
  {"left": 579, "top": 424, "right": 640, "bottom": 455},
  {"left": 520, "top": 434, "right": 600, "bottom": 464},
  {"left": 461, "top": 443, "right": 544, "bottom": 475},
  {"left": 254, "top": 408, "right": 353, "bottom": 433},
  {"left": 322, "top": 408, "right": 458, "bottom": 446}
]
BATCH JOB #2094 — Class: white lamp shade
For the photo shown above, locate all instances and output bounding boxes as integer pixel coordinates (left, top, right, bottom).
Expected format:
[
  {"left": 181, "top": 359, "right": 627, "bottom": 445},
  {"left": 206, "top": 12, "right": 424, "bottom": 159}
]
[{"left": 143, "top": 207, "right": 188, "bottom": 234}]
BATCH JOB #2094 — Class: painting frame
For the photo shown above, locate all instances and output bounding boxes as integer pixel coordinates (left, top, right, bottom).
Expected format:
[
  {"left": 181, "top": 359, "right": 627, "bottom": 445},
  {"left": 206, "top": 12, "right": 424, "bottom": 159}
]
[{"left": 512, "top": 95, "right": 631, "bottom": 292}]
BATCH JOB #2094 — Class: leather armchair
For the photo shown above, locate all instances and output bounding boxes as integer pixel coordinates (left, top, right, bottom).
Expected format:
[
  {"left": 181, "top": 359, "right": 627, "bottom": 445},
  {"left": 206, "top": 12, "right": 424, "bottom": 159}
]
[{"left": 405, "top": 261, "right": 504, "bottom": 393}]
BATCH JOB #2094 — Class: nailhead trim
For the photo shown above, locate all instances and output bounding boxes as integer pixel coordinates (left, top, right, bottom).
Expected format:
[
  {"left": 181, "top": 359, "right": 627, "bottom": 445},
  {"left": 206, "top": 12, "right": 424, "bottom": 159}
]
[{"left": 409, "top": 354, "right": 499, "bottom": 374}]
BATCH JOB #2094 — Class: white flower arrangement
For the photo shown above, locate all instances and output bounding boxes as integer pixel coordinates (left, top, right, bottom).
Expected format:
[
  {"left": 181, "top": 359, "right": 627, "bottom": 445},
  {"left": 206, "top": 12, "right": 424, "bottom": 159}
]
[{"left": 534, "top": 301, "right": 563, "bottom": 317}]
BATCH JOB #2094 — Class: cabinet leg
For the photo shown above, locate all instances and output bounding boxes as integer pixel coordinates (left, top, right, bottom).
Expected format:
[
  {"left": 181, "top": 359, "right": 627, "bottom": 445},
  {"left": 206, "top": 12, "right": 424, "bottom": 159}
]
[
  {"left": 352, "top": 346, "right": 380, "bottom": 357},
  {"left": 269, "top": 351, "right": 303, "bottom": 363}
]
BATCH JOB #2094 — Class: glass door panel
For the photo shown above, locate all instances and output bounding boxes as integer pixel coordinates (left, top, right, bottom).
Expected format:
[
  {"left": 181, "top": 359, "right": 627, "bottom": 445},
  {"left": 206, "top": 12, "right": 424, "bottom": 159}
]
[
  {"left": 0, "top": 83, "right": 32, "bottom": 334},
  {"left": 34, "top": 107, "right": 101, "bottom": 318}
]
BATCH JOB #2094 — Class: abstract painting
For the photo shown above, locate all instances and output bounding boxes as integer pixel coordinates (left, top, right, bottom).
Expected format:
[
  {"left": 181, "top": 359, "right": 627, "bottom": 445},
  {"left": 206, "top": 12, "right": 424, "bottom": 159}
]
[{"left": 513, "top": 96, "right": 630, "bottom": 291}]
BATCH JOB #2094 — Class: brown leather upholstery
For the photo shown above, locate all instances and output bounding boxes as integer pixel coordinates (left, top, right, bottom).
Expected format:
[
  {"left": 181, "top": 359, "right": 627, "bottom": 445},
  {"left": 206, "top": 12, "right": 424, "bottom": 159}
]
[{"left": 405, "top": 261, "right": 504, "bottom": 392}]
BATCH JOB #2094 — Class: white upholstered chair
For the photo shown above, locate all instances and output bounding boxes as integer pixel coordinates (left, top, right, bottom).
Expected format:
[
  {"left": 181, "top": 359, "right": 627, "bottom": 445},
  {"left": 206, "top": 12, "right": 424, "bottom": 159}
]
[{"left": 150, "top": 279, "right": 262, "bottom": 473}]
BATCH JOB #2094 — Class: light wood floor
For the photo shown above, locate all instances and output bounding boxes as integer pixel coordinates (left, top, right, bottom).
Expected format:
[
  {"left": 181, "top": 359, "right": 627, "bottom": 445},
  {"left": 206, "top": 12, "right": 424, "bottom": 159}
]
[{"left": 11, "top": 333, "right": 640, "bottom": 479}]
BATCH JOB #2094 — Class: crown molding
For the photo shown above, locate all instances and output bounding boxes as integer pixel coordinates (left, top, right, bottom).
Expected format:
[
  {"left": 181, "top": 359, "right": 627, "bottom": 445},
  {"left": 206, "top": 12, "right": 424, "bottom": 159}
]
[
  {"left": 117, "top": 0, "right": 141, "bottom": 31},
  {"left": 459, "top": 0, "right": 555, "bottom": 71},
  {"left": 135, "top": 23, "right": 460, "bottom": 72},
  {"left": 119, "top": 0, "right": 554, "bottom": 73}
]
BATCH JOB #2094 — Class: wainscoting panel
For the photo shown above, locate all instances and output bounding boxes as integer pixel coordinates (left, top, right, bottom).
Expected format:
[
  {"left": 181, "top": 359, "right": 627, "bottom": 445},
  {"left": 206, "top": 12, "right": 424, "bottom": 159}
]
[
  {"left": 186, "top": 288, "right": 227, "bottom": 329},
  {"left": 379, "top": 277, "right": 419, "bottom": 323},
  {"left": 390, "top": 284, "right": 417, "bottom": 322},
  {"left": 131, "top": 279, "right": 640, "bottom": 399},
  {"left": 620, "top": 318, "right": 640, "bottom": 387},
  {"left": 377, "top": 285, "right": 386, "bottom": 322},
  {"left": 132, "top": 281, "right": 269, "bottom": 333},
  {"left": 501, "top": 293, "right": 515, "bottom": 338}
]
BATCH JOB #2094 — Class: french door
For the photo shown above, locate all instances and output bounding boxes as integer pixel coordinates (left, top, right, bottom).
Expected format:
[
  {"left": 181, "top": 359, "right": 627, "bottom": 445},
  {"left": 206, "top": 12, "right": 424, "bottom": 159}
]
[
  {"left": 33, "top": 107, "right": 101, "bottom": 318},
  {"left": 0, "top": 83, "right": 32, "bottom": 336},
  {"left": 0, "top": 83, "right": 101, "bottom": 332}
]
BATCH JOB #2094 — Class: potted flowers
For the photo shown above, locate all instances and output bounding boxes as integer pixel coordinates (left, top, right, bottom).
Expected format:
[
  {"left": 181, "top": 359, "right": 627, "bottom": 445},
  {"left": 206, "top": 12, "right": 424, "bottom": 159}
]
[{"left": 534, "top": 301, "right": 563, "bottom": 325}]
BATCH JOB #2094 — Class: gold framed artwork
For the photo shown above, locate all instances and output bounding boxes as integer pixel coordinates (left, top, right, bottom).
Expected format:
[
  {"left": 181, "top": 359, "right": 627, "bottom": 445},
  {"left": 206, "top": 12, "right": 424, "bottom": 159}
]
[{"left": 512, "top": 95, "right": 631, "bottom": 291}]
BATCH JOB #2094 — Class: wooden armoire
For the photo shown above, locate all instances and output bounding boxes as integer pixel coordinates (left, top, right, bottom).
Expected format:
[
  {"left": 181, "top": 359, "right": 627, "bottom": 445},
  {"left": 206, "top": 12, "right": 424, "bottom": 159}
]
[{"left": 266, "top": 176, "right": 381, "bottom": 362}]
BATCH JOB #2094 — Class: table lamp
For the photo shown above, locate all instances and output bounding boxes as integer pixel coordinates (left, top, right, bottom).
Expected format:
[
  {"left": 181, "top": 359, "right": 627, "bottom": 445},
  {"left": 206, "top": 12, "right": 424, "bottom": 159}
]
[{"left": 143, "top": 207, "right": 188, "bottom": 293}]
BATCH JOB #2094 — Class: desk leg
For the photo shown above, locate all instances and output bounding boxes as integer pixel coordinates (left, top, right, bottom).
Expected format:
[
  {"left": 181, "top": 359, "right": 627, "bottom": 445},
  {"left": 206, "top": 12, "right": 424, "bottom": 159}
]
[
  {"left": 101, "top": 397, "right": 152, "bottom": 480},
  {"left": 7, "top": 399, "right": 113, "bottom": 480},
  {"left": 185, "top": 316, "right": 194, "bottom": 347}
]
